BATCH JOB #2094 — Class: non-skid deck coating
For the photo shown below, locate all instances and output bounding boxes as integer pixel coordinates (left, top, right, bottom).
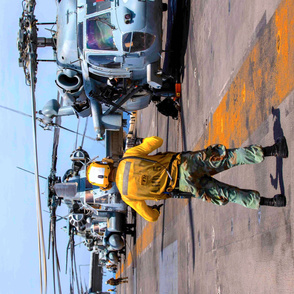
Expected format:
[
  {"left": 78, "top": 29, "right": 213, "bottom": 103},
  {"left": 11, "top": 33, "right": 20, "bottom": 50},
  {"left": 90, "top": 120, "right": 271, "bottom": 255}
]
[{"left": 115, "top": 0, "right": 294, "bottom": 293}]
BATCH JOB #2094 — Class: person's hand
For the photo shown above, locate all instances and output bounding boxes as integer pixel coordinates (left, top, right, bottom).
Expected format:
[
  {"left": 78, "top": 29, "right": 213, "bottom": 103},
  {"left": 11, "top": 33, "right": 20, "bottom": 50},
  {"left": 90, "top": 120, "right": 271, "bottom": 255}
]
[{"left": 150, "top": 204, "right": 164, "bottom": 212}]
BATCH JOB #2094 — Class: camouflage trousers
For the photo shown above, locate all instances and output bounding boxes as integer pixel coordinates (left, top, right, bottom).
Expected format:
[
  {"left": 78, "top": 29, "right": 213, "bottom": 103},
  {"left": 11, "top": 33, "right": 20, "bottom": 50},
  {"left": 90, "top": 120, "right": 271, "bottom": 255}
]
[{"left": 178, "top": 144, "right": 264, "bottom": 209}]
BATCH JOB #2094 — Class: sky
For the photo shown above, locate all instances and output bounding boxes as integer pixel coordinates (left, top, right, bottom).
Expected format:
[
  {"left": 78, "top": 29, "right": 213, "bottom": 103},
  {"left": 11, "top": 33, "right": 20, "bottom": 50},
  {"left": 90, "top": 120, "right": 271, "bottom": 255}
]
[{"left": 0, "top": 0, "right": 112, "bottom": 293}]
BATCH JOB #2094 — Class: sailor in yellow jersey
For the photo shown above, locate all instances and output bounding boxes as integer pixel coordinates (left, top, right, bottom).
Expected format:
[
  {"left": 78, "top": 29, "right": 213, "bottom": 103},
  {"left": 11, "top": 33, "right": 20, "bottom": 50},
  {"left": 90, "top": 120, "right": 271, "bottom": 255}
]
[{"left": 87, "top": 136, "right": 288, "bottom": 222}]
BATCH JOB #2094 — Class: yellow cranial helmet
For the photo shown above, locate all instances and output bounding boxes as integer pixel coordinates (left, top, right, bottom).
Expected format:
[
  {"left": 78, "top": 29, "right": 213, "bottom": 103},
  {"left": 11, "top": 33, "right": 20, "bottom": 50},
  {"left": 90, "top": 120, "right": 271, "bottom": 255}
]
[{"left": 86, "top": 161, "right": 112, "bottom": 190}]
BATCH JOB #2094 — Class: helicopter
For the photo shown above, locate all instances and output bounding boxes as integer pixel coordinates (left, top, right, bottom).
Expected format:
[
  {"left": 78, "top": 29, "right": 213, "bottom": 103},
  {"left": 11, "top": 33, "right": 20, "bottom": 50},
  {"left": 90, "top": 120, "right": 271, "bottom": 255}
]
[
  {"left": 44, "top": 112, "right": 138, "bottom": 293},
  {"left": 56, "top": 141, "right": 135, "bottom": 259},
  {"left": 37, "top": 108, "right": 135, "bottom": 294},
  {"left": 18, "top": 0, "right": 175, "bottom": 141},
  {"left": 16, "top": 0, "right": 176, "bottom": 292}
]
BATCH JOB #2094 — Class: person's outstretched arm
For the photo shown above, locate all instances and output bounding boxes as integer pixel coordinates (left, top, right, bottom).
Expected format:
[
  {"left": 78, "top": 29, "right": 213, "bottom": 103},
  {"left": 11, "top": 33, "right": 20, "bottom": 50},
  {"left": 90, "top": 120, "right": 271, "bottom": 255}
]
[
  {"left": 123, "top": 198, "right": 161, "bottom": 222},
  {"left": 124, "top": 136, "right": 163, "bottom": 156}
]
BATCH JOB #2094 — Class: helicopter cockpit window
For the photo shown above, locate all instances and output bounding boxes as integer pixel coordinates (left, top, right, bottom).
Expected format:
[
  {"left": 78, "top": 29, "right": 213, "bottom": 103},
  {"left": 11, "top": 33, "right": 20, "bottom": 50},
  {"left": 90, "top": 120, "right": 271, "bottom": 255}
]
[
  {"left": 122, "top": 32, "right": 156, "bottom": 53},
  {"left": 87, "top": 0, "right": 111, "bottom": 15},
  {"left": 88, "top": 55, "right": 121, "bottom": 68},
  {"left": 86, "top": 13, "right": 117, "bottom": 51}
]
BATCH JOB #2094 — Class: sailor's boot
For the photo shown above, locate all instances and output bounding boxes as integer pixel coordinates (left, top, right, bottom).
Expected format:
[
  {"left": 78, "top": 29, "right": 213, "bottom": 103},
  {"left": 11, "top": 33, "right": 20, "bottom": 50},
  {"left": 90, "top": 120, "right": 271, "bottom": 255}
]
[
  {"left": 259, "top": 194, "right": 287, "bottom": 207},
  {"left": 262, "top": 136, "right": 288, "bottom": 158}
]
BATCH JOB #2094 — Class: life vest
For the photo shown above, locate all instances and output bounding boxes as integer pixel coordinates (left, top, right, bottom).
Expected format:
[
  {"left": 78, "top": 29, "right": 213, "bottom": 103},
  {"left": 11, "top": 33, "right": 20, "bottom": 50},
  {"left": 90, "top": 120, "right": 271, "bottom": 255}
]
[{"left": 116, "top": 152, "right": 181, "bottom": 200}]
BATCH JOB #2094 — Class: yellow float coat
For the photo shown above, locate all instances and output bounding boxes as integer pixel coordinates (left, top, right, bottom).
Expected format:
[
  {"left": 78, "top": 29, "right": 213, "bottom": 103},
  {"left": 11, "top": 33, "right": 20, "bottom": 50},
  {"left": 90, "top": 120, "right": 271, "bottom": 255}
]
[{"left": 115, "top": 136, "right": 181, "bottom": 222}]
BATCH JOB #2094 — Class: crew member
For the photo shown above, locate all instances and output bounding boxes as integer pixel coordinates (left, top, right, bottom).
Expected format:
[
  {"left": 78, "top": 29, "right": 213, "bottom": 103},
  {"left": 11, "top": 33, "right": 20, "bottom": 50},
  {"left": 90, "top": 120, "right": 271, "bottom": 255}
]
[
  {"left": 105, "top": 277, "right": 128, "bottom": 286},
  {"left": 87, "top": 136, "right": 288, "bottom": 222}
]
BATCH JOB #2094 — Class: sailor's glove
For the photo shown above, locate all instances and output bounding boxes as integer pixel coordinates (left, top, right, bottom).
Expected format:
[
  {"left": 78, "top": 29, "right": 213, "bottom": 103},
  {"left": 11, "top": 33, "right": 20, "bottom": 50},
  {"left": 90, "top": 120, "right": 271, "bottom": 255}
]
[{"left": 150, "top": 204, "right": 164, "bottom": 212}]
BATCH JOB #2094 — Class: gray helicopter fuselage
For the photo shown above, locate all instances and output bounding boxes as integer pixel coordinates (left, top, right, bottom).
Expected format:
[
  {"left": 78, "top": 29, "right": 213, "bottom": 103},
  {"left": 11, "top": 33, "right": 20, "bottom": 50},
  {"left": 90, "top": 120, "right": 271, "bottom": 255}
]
[
  {"left": 48, "top": 0, "right": 164, "bottom": 139},
  {"left": 57, "top": 0, "right": 163, "bottom": 83},
  {"left": 54, "top": 168, "right": 127, "bottom": 254},
  {"left": 55, "top": 169, "right": 127, "bottom": 213}
]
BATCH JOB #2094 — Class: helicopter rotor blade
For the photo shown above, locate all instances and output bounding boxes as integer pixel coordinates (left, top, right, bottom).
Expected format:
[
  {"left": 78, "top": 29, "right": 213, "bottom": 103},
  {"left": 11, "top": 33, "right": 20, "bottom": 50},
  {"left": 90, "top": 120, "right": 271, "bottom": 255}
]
[
  {"left": 49, "top": 207, "right": 56, "bottom": 294},
  {"left": 70, "top": 236, "right": 75, "bottom": 292},
  {"left": 17, "top": 166, "right": 47, "bottom": 180},
  {"left": 0, "top": 105, "right": 31, "bottom": 117},
  {"left": 0, "top": 103, "right": 96, "bottom": 141},
  {"left": 19, "top": 0, "right": 47, "bottom": 291},
  {"left": 48, "top": 219, "right": 52, "bottom": 260},
  {"left": 49, "top": 205, "right": 63, "bottom": 294},
  {"left": 37, "top": 222, "right": 44, "bottom": 293},
  {"left": 52, "top": 209, "right": 62, "bottom": 290},
  {"left": 51, "top": 92, "right": 61, "bottom": 175},
  {"left": 72, "top": 243, "right": 80, "bottom": 294},
  {"left": 69, "top": 268, "right": 74, "bottom": 294},
  {"left": 46, "top": 92, "right": 64, "bottom": 294},
  {"left": 67, "top": 227, "right": 82, "bottom": 294},
  {"left": 30, "top": 55, "right": 48, "bottom": 294},
  {"left": 48, "top": 104, "right": 64, "bottom": 294},
  {"left": 54, "top": 236, "right": 63, "bottom": 294},
  {"left": 52, "top": 237, "right": 56, "bottom": 294},
  {"left": 65, "top": 239, "right": 70, "bottom": 275}
]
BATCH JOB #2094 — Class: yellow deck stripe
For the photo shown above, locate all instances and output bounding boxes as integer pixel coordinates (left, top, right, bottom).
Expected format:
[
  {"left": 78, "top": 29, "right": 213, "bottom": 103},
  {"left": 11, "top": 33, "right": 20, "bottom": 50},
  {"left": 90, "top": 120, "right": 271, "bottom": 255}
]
[
  {"left": 117, "top": 0, "right": 294, "bottom": 277},
  {"left": 195, "top": 0, "right": 294, "bottom": 149}
]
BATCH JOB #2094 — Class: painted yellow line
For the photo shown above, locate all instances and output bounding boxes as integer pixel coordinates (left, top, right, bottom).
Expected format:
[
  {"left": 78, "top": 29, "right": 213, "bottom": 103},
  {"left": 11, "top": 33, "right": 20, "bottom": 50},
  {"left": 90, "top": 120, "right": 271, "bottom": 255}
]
[
  {"left": 117, "top": 0, "right": 294, "bottom": 277},
  {"left": 195, "top": 0, "right": 294, "bottom": 149},
  {"left": 117, "top": 220, "right": 163, "bottom": 277}
]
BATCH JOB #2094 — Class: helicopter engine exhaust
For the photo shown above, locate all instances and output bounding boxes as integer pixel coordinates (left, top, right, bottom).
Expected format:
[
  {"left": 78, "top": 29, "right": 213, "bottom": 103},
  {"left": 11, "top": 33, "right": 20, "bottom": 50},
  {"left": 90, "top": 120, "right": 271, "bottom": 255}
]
[{"left": 56, "top": 69, "right": 83, "bottom": 92}]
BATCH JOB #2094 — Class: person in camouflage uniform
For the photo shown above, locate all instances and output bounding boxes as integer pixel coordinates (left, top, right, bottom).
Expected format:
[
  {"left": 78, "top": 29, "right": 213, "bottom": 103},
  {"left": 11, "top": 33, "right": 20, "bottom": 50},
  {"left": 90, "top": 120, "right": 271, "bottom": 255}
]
[
  {"left": 92, "top": 136, "right": 288, "bottom": 222},
  {"left": 179, "top": 144, "right": 267, "bottom": 209}
]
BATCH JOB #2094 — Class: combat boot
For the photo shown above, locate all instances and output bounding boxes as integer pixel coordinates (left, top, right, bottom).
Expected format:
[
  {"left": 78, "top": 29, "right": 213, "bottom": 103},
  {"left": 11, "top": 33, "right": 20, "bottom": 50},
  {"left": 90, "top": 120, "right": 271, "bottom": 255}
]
[
  {"left": 259, "top": 194, "right": 286, "bottom": 207},
  {"left": 262, "top": 136, "right": 288, "bottom": 158}
]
